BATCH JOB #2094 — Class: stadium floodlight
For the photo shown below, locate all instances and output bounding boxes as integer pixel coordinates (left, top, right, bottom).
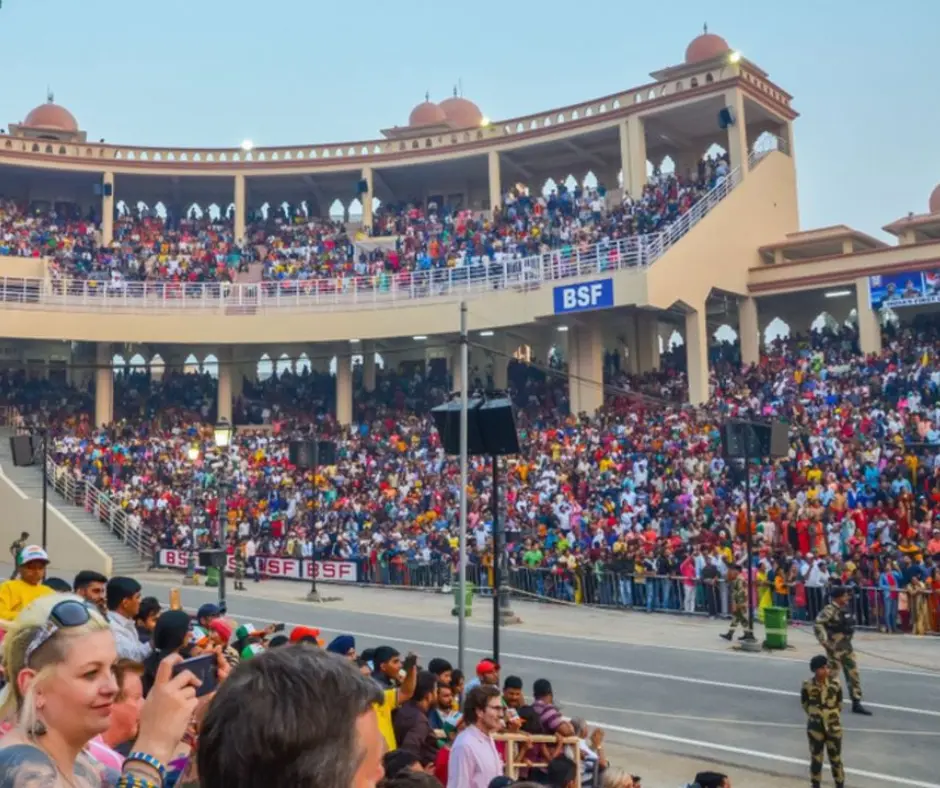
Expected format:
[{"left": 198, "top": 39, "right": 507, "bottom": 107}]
[{"left": 240, "top": 139, "right": 254, "bottom": 151}]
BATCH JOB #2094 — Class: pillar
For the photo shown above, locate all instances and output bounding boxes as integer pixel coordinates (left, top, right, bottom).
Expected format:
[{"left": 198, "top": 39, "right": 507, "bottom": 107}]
[
  {"left": 216, "top": 347, "right": 233, "bottom": 424},
  {"left": 101, "top": 172, "right": 115, "bottom": 245},
  {"left": 725, "top": 88, "right": 749, "bottom": 179},
  {"left": 234, "top": 174, "right": 246, "bottom": 243},
  {"left": 619, "top": 117, "right": 647, "bottom": 199},
  {"left": 855, "top": 277, "right": 882, "bottom": 356},
  {"left": 451, "top": 345, "right": 463, "bottom": 394},
  {"left": 624, "top": 318, "right": 640, "bottom": 374},
  {"left": 335, "top": 352, "right": 353, "bottom": 427},
  {"left": 738, "top": 297, "right": 760, "bottom": 367},
  {"left": 568, "top": 322, "right": 603, "bottom": 416},
  {"left": 636, "top": 313, "right": 660, "bottom": 373},
  {"left": 492, "top": 343, "right": 508, "bottom": 392},
  {"left": 360, "top": 167, "right": 374, "bottom": 230},
  {"left": 488, "top": 150, "right": 501, "bottom": 213},
  {"left": 685, "top": 306, "right": 710, "bottom": 406},
  {"left": 362, "top": 343, "right": 377, "bottom": 392},
  {"left": 94, "top": 343, "right": 113, "bottom": 427}
]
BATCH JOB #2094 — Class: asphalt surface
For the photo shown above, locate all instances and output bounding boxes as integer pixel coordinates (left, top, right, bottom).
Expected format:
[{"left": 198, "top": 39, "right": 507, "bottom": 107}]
[{"left": 143, "top": 577, "right": 940, "bottom": 788}]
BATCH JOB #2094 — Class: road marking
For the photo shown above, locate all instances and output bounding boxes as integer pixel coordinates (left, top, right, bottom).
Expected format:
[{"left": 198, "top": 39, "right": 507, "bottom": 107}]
[
  {"left": 155, "top": 578, "right": 940, "bottom": 678},
  {"left": 591, "top": 722, "right": 940, "bottom": 788},
  {"left": 206, "top": 599, "right": 940, "bottom": 719}
]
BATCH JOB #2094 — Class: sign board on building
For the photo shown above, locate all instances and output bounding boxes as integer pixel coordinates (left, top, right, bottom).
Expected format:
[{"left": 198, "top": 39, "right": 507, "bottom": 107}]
[
  {"left": 553, "top": 279, "right": 614, "bottom": 315},
  {"left": 157, "top": 549, "right": 358, "bottom": 583}
]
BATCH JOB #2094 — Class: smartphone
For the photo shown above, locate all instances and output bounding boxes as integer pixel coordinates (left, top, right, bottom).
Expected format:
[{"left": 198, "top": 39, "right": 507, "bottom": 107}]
[
  {"left": 173, "top": 654, "right": 218, "bottom": 697},
  {"left": 403, "top": 653, "right": 418, "bottom": 672},
  {"left": 169, "top": 588, "right": 182, "bottom": 611}
]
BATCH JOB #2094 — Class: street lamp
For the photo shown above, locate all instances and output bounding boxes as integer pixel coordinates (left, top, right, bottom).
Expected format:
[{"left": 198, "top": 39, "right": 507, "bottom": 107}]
[
  {"left": 214, "top": 419, "right": 233, "bottom": 448},
  {"left": 187, "top": 444, "right": 200, "bottom": 462},
  {"left": 203, "top": 420, "right": 235, "bottom": 613}
]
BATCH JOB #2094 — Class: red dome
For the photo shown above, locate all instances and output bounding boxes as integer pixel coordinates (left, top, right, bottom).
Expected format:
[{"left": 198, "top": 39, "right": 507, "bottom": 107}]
[
  {"left": 23, "top": 100, "right": 78, "bottom": 132},
  {"left": 930, "top": 185, "right": 940, "bottom": 215},
  {"left": 409, "top": 100, "right": 446, "bottom": 127},
  {"left": 685, "top": 32, "right": 730, "bottom": 64},
  {"left": 439, "top": 96, "right": 483, "bottom": 129}
]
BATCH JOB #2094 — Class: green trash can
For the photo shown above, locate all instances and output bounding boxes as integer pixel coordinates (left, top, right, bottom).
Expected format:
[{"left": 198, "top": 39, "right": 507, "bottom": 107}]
[
  {"left": 764, "top": 606, "right": 788, "bottom": 649},
  {"left": 205, "top": 566, "right": 220, "bottom": 588},
  {"left": 451, "top": 582, "right": 474, "bottom": 617}
]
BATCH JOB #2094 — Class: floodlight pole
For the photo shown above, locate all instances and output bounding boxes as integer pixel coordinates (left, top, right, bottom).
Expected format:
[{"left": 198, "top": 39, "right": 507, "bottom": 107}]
[{"left": 457, "top": 301, "right": 469, "bottom": 678}]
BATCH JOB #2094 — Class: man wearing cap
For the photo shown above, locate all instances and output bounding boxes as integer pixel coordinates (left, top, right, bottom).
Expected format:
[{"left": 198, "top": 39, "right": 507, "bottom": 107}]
[
  {"left": 814, "top": 586, "right": 871, "bottom": 715},
  {"left": 197, "top": 603, "right": 222, "bottom": 631},
  {"left": 0, "top": 545, "right": 53, "bottom": 625},
  {"left": 719, "top": 564, "right": 750, "bottom": 642},
  {"left": 801, "top": 654, "right": 845, "bottom": 788},
  {"left": 465, "top": 659, "right": 499, "bottom": 692}
]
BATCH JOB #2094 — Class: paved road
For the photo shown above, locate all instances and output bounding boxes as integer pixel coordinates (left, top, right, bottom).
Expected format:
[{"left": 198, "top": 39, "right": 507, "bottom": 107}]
[{"left": 143, "top": 578, "right": 940, "bottom": 788}]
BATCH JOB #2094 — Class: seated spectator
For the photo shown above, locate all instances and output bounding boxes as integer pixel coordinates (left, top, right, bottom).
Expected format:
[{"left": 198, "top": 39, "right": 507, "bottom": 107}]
[{"left": 0, "top": 546, "right": 53, "bottom": 625}]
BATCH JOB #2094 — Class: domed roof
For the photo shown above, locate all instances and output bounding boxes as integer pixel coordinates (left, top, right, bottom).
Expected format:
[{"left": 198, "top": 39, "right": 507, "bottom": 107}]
[
  {"left": 930, "top": 184, "right": 940, "bottom": 215},
  {"left": 409, "top": 97, "right": 447, "bottom": 127},
  {"left": 439, "top": 92, "right": 483, "bottom": 129},
  {"left": 685, "top": 26, "right": 730, "bottom": 64},
  {"left": 23, "top": 96, "right": 78, "bottom": 132}
]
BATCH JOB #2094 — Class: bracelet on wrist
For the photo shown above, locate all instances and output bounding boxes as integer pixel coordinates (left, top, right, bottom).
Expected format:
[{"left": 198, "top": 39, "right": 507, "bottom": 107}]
[
  {"left": 125, "top": 751, "right": 168, "bottom": 783},
  {"left": 117, "top": 775, "right": 160, "bottom": 788}
]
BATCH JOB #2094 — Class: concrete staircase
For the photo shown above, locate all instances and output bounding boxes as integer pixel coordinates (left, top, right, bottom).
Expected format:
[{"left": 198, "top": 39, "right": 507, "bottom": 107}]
[
  {"left": 0, "top": 430, "right": 146, "bottom": 575},
  {"left": 235, "top": 262, "right": 264, "bottom": 284}
]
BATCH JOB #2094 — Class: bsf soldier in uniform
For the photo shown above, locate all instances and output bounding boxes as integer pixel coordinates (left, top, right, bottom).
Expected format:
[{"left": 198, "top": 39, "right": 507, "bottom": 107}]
[
  {"left": 802, "top": 654, "right": 845, "bottom": 788},
  {"left": 233, "top": 539, "right": 246, "bottom": 591},
  {"left": 814, "top": 585, "right": 871, "bottom": 715},
  {"left": 720, "top": 564, "right": 750, "bottom": 641}
]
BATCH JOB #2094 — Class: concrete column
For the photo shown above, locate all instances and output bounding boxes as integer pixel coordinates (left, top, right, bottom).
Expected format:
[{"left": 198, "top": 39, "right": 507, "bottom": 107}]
[
  {"left": 636, "top": 313, "right": 660, "bottom": 373},
  {"left": 234, "top": 174, "right": 246, "bottom": 243},
  {"left": 216, "top": 347, "right": 233, "bottom": 424},
  {"left": 101, "top": 172, "right": 115, "bottom": 245},
  {"left": 625, "top": 316, "right": 640, "bottom": 374},
  {"left": 855, "top": 277, "right": 882, "bottom": 356},
  {"left": 738, "top": 297, "right": 760, "bottom": 367},
  {"left": 488, "top": 150, "right": 501, "bottom": 213},
  {"left": 620, "top": 117, "right": 647, "bottom": 199},
  {"left": 335, "top": 352, "right": 353, "bottom": 426},
  {"left": 492, "top": 341, "right": 509, "bottom": 392},
  {"left": 568, "top": 322, "right": 604, "bottom": 416},
  {"left": 360, "top": 167, "right": 374, "bottom": 230},
  {"left": 362, "top": 344, "right": 377, "bottom": 392},
  {"left": 94, "top": 343, "right": 113, "bottom": 427},
  {"left": 685, "top": 307, "right": 710, "bottom": 406},
  {"left": 725, "top": 88, "right": 749, "bottom": 179}
]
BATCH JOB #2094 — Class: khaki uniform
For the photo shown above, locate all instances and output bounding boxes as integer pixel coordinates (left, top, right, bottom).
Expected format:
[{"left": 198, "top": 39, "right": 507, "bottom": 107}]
[
  {"left": 815, "top": 602, "right": 863, "bottom": 702},
  {"left": 801, "top": 676, "right": 845, "bottom": 788}
]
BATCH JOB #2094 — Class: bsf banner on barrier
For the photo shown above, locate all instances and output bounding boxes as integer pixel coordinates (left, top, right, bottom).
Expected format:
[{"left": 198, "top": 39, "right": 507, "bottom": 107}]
[{"left": 157, "top": 549, "right": 358, "bottom": 583}]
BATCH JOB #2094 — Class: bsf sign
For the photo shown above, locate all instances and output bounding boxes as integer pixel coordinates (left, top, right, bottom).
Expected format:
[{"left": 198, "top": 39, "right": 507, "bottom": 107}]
[
  {"left": 157, "top": 549, "right": 357, "bottom": 583},
  {"left": 553, "top": 279, "right": 614, "bottom": 315}
]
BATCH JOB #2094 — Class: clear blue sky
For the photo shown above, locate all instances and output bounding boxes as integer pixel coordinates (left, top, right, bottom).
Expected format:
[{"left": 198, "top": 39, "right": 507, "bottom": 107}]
[{"left": 1, "top": 0, "right": 936, "bottom": 238}]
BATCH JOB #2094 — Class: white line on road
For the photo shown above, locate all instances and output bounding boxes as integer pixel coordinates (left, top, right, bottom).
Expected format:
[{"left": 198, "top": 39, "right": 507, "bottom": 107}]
[{"left": 592, "top": 721, "right": 940, "bottom": 788}]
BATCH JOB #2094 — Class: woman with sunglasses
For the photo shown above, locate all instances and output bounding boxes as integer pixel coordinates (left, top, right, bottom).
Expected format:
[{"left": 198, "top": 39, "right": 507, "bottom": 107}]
[{"left": 0, "top": 594, "right": 201, "bottom": 788}]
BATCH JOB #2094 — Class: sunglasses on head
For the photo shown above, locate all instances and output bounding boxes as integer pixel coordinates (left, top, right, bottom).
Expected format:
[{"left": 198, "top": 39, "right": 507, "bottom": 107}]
[{"left": 24, "top": 599, "right": 105, "bottom": 666}]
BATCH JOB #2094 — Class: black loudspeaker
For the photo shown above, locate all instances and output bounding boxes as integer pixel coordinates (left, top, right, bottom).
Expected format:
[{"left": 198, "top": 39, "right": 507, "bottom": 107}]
[
  {"left": 357, "top": 179, "right": 368, "bottom": 195},
  {"left": 199, "top": 549, "right": 228, "bottom": 569},
  {"left": 432, "top": 396, "right": 520, "bottom": 457},
  {"left": 10, "top": 435, "right": 35, "bottom": 467},
  {"left": 103, "top": 183, "right": 113, "bottom": 197},
  {"left": 289, "top": 440, "right": 337, "bottom": 469},
  {"left": 718, "top": 106, "right": 736, "bottom": 129},
  {"left": 720, "top": 420, "right": 788, "bottom": 461}
]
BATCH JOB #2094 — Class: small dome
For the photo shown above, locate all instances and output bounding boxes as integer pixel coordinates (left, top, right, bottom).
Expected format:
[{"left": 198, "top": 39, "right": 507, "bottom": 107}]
[
  {"left": 23, "top": 99, "right": 78, "bottom": 132},
  {"left": 930, "top": 185, "right": 940, "bottom": 215},
  {"left": 685, "top": 31, "right": 730, "bottom": 64},
  {"left": 439, "top": 95, "right": 483, "bottom": 129},
  {"left": 409, "top": 100, "right": 446, "bottom": 127}
]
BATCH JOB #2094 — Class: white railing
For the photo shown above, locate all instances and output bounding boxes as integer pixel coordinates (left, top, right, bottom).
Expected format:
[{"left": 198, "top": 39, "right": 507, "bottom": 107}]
[{"left": 0, "top": 160, "right": 762, "bottom": 314}]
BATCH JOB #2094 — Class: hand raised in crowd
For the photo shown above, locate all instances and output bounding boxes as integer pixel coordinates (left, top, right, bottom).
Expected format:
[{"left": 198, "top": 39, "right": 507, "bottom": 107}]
[{"left": 134, "top": 653, "right": 202, "bottom": 765}]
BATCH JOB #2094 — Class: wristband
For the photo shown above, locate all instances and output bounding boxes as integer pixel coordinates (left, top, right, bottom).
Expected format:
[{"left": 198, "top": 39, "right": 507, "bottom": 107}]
[
  {"left": 126, "top": 752, "right": 168, "bottom": 783},
  {"left": 117, "top": 776, "right": 160, "bottom": 788}
]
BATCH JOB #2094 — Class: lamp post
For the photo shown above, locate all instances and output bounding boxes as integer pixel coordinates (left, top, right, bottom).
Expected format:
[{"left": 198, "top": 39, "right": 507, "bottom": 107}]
[{"left": 210, "top": 419, "right": 234, "bottom": 613}]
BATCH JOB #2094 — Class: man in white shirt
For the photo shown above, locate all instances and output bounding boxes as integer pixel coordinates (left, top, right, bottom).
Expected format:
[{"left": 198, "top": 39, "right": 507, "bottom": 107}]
[{"left": 106, "top": 576, "right": 152, "bottom": 661}]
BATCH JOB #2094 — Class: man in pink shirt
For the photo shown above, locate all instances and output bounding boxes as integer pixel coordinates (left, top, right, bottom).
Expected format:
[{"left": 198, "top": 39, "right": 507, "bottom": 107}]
[{"left": 447, "top": 685, "right": 504, "bottom": 788}]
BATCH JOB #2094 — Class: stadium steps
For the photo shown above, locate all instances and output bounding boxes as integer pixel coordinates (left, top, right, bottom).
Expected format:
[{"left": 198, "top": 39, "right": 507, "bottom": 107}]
[{"left": 0, "top": 429, "right": 147, "bottom": 575}]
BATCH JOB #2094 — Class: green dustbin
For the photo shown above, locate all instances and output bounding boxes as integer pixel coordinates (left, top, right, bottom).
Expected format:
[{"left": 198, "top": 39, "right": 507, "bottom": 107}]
[
  {"left": 451, "top": 582, "right": 474, "bottom": 617},
  {"left": 205, "top": 566, "right": 220, "bottom": 588},
  {"left": 764, "top": 606, "right": 788, "bottom": 649}
]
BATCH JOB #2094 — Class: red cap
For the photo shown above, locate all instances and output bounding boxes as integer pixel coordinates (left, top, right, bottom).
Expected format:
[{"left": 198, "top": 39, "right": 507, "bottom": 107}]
[
  {"left": 209, "top": 619, "right": 233, "bottom": 643},
  {"left": 289, "top": 625, "right": 322, "bottom": 644},
  {"left": 476, "top": 659, "right": 499, "bottom": 675}
]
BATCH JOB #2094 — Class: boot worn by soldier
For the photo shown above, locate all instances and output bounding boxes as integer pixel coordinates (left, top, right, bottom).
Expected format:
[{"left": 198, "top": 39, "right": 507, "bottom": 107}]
[
  {"left": 814, "top": 585, "right": 872, "bottom": 716},
  {"left": 802, "top": 654, "right": 846, "bottom": 788},
  {"left": 852, "top": 699, "right": 872, "bottom": 716}
]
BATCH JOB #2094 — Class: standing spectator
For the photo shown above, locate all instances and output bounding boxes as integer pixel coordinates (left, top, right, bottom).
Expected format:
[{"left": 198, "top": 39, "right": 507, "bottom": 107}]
[
  {"left": 107, "top": 576, "right": 152, "bottom": 661},
  {"left": 394, "top": 671, "right": 440, "bottom": 766},
  {"left": 8, "top": 531, "right": 29, "bottom": 579},
  {"left": 73, "top": 570, "right": 109, "bottom": 616},
  {"left": 679, "top": 552, "right": 697, "bottom": 614},
  {"left": 447, "top": 686, "right": 504, "bottom": 788},
  {"left": 531, "top": 679, "right": 575, "bottom": 737}
]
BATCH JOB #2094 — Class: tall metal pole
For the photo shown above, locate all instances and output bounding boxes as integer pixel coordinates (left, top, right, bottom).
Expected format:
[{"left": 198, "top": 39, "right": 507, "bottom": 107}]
[
  {"left": 457, "top": 301, "right": 469, "bottom": 678},
  {"left": 218, "top": 476, "right": 228, "bottom": 614},
  {"left": 41, "top": 429, "right": 48, "bottom": 550},
  {"left": 743, "top": 433, "right": 755, "bottom": 640},
  {"left": 491, "top": 453, "right": 500, "bottom": 665}
]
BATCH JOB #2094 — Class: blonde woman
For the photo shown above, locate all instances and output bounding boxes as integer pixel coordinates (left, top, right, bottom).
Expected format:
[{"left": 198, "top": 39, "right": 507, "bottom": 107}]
[{"left": 0, "top": 593, "right": 200, "bottom": 788}]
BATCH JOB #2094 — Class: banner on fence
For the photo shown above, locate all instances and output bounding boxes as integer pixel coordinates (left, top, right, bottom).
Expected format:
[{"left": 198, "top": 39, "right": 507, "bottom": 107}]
[{"left": 156, "top": 549, "right": 358, "bottom": 583}]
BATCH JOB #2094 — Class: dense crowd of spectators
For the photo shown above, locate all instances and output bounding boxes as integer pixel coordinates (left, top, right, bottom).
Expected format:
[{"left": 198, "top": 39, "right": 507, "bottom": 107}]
[{"left": 5, "top": 153, "right": 727, "bottom": 290}]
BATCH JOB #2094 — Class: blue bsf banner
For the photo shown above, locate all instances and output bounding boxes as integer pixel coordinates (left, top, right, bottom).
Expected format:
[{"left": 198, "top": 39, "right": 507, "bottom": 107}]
[{"left": 553, "top": 279, "right": 614, "bottom": 315}]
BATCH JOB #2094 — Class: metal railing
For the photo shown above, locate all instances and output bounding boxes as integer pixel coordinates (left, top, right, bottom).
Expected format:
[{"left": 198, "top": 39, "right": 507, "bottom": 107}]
[{"left": 0, "top": 158, "right": 756, "bottom": 314}]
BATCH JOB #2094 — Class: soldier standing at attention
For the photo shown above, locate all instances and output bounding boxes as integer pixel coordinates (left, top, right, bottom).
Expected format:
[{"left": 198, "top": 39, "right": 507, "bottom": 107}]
[
  {"left": 802, "top": 654, "right": 845, "bottom": 788},
  {"left": 814, "top": 586, "right": 872, "bottom": 715},
  {"left": 234, "top": 538, "right": 246, "bottom": 591},
  {"left": 720, "top": 563, "right": 750, "bottom": 641}
]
